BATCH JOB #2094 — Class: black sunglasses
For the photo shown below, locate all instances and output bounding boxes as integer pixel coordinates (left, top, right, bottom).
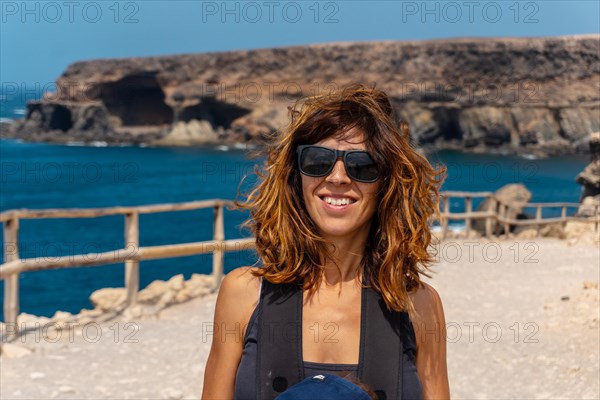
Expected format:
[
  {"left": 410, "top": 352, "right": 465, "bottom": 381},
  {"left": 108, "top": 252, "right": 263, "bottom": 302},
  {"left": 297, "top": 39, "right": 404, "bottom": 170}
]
[{"left": 296, "top": 145, "right": 380, "bottom": 183}]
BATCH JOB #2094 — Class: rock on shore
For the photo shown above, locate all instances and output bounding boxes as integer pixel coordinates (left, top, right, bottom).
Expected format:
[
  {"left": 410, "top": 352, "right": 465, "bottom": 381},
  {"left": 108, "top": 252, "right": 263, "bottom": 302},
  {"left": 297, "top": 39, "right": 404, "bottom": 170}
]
[{"left": 2, "top": 35, "right": 599, "bottom": 156}]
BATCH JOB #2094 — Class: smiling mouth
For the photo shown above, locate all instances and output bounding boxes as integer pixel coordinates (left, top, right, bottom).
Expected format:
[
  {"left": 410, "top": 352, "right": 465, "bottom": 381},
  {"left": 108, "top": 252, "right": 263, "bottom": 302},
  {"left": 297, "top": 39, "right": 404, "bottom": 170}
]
[{"left": 319, "top": 196, "right": 357, "bottom": 206}]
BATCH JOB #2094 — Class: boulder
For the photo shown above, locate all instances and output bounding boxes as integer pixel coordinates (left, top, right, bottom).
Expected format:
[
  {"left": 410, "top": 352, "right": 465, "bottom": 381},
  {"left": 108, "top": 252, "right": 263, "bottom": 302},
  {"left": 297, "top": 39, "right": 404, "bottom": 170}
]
[
  {"left": 540, "top": 223, "right": 567, "bottom": 239},
  {"left": 583, "top": 281, "right": 598, "bottom": 290},
  {"left": 515, "top": 228, "right": 538, "bottom": 240},
  {"left": 493, "top": 183, "right": 532, "bottom": 209},
  {"left": 576, "top": 132, "right": 600, "bottom": 200},
  {"left": 564, "top": 220, "right": 600, "bottom": 246},
  {"left": 162, "top": 388, "right": 184, "bottom": 400},
  {"left": 575, "top": 195, "right": 600, "bottom": 218},
  {"left": 167, "top": 274, "right": 185, "bottom": 291},
  {"left": 122, "top": 304, "right": 162, "bottom": 320},
  {"left": 158, "top": 290, "right": 177, "bottom": 308},
  {"left": 0, "top": 343, "right": 33, "bottom": 358},
  {"left": 0, "top": 119, "right": 15, "bottom": 135},
  {"left": 138, "top": 280, "right": 169, "bottom": 304},
  {"left": 473, "top": 183, "right": 532, "bottom": 235},
  {"left": 17, "top": 312, "right": 51, "bottom": 328},
  {"left": 148, "top": 120, "right": 219, "bottom": 146},
  {"left": 52, "top": 311, "right": 75, "bottom": 321},
  {"left": 89, "top": 288, "right": 126, "bottom": 312},
  {"left": 58, "top": 386, "right": 76, "bottom": 394},
  {"left": 188, "top": 273, "right": 214, "bottom": 290},
  {"left": 6, "top": 273, "right": 217, "bottom": 328}
]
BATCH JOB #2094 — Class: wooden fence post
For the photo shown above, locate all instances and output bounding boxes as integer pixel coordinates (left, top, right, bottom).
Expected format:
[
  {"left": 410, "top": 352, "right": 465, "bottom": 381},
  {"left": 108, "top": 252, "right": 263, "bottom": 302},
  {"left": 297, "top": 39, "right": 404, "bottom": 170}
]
[
  {"left": 503, "top": 204, "right": 510, "bottom": 238},
  {"left": 124, "top": 212, "right": 139, "bottom": 307},
  {"left": 485, "top": 197, "right": 497, "bottom": 238},
  {"left": 3, "top": 217, "right": 20, "bottom": 341},
  {"left": 535, "top": 205, "right": 542, "bottom": 237},
  {"left": 465, "top": 196, "right": 472, "bottom": 237},
  {"left": 441, "top": 195, "right": 449, "bottom": 241},
  {"left": 212, "top": 204, "right": 225, "bottom": 287}
]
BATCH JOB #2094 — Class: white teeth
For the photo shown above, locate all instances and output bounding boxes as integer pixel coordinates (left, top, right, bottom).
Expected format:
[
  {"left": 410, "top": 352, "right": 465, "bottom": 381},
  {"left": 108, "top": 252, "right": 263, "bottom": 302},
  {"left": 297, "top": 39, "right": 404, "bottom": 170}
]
[{"left": 323, "top": 197, "right": 353, "bottom": 206}]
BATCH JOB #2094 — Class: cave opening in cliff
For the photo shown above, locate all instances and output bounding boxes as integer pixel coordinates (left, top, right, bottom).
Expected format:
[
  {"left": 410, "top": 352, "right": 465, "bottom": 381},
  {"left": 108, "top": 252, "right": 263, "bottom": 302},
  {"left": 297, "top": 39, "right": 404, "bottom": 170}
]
[
  {"left": 179, "top": 98, "right": 251, "bottom": 130},
  {"left": 49, "top": 105, "right": 73, "bottom": 132},
  {"left": 97, "top": 74, "right": 173, "bottom": 127},
  {"left": 440, "top": 109, "right": 462, "bottom": 142}
]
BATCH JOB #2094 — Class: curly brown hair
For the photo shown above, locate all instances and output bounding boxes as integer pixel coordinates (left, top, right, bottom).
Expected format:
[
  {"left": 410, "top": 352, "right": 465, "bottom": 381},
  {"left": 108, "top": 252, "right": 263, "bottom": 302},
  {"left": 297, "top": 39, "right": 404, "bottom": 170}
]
[{"left": 235, "top": 83, "right": 446, "bottom": 316}]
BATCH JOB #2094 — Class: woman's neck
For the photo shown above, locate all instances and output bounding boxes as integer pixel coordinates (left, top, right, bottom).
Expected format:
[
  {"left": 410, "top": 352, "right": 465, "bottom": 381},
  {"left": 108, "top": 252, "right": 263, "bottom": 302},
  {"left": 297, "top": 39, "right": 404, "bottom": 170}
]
[{"left": 320, "top": 229, "right": 369, "bottom": 285}]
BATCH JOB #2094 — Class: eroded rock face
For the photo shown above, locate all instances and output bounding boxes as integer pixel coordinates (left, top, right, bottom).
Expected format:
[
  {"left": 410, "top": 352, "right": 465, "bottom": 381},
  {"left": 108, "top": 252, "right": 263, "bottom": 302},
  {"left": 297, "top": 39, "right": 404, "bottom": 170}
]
[
  {"left": 576, "top": 132, "right": 600, "bottom": 200},
  {"left": 458, "top": 107, "right": 516, "bottom": 148},
  {"left": 3, "top": 35, "right": 599, "bottom": 155}
]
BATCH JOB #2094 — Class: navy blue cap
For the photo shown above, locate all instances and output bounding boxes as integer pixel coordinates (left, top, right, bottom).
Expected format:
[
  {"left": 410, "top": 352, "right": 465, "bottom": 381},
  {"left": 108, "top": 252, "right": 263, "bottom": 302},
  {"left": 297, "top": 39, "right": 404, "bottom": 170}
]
[{"left": 275, "top": 374, "right": 372, "bottom": 400}]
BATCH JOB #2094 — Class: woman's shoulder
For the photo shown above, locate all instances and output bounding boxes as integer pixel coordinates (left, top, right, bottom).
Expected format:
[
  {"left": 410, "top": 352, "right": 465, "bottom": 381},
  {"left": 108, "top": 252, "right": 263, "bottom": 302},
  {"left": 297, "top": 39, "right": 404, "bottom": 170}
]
[
  {"left": 220, "top": 266, "right": 262, "bottom": 303},
  {"left": 203, "top": 267, "right": 262, "bottom": 398},
  {"left": 408, "top": 281, "right": 444, "bottom": 313},
  {"left": 407, "top": 282, "right": 451, "bottom": 398},
  {"left": 408, "top": 282, "right": 446, "bottom": 342},
  {"left": 222, "top": 266, "right": 261, "bottom": 287},
  {"left": 212, "top": 267, "right": 262, "bottom": 342}
]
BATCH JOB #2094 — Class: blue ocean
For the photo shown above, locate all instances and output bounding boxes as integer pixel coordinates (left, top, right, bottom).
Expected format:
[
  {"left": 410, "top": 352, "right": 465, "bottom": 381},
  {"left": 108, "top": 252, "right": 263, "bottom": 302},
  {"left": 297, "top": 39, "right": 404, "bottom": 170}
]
[{"left": 0, "top": 90, "right": 589, "bottom": 319}]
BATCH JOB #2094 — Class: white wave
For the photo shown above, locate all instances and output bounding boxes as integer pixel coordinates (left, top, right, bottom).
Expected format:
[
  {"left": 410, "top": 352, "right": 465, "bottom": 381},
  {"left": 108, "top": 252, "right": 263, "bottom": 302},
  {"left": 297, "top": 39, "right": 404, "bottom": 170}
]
[
  {"left": 216, "top": 145, "right": 230, "bottom": 151},
  {"left": 13, "top": 108, "right": 25, "bottom": 115},
  {"left": 67, "top": 141, "right": 135, "bottom": 148},
  {"left": 2, "top": 138, "right": 24, "bottom": 143},
  {"left": 521, "top": 154, "right": 538, "bottom": 160},
  {"left": 431, "top": 223, "right": 466, "bottom": 233},
  {"left": 0, "top": 118, "right": 15, "bottom": 124}
]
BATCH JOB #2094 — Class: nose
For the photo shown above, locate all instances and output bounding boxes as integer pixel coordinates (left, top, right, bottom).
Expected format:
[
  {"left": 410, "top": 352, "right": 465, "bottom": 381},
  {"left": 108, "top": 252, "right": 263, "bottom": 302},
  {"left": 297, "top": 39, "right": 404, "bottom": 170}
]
[{"left": 325, "top": 158, "right": 351, "bottom": 185}]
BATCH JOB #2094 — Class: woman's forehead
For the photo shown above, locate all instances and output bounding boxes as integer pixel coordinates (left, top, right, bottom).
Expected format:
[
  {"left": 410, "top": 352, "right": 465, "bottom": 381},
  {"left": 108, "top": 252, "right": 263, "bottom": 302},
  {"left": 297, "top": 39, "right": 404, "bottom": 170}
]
[{"left": 314, "top": 127, "right": 368, "bottom": 149}]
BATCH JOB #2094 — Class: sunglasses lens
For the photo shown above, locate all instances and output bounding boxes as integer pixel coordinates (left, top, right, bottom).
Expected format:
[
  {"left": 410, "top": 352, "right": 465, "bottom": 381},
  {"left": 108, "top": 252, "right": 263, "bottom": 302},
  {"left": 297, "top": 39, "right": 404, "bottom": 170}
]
[
  {"left": 300, "top": 147, "right": 335, "bottom": 176},
  {"left": 346, "top": 152, "right": 379, "bottom": 182},
  {"left": 298, "top": 146, "right": 379, "bottom": 182}
]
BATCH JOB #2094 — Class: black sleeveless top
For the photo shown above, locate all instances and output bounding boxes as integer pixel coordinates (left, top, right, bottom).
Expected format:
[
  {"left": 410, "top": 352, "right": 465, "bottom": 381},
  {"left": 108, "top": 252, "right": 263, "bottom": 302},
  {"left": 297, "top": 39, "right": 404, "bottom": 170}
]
[{"left": 234, "top": 279, "right": 423, "bottom": 399}]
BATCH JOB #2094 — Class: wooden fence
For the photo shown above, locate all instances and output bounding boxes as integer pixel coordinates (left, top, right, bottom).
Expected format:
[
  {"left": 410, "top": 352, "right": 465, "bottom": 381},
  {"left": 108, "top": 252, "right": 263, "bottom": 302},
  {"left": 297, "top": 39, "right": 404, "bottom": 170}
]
[
  {"left": 1, "top": 193, "right": 598, "bottom": 340},
  {"left": 0, "top": 199, "right": 254, "bottom": 340},
  {"left": 437, "top": 191, "right": 599, "bottom": 240}
]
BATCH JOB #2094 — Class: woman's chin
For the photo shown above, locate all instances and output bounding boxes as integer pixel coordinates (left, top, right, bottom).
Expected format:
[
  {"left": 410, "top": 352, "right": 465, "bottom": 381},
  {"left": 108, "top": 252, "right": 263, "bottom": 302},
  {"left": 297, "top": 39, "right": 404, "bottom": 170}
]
[{"left": 318, "top": 227, "right": 363, "bottom": 241}]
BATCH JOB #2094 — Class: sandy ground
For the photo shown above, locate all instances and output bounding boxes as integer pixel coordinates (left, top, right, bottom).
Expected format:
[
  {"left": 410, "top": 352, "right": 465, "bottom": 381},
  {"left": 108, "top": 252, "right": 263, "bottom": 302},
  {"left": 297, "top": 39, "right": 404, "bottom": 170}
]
[{"left": 1, "top": 237, "right": 599, "bottom": 399}]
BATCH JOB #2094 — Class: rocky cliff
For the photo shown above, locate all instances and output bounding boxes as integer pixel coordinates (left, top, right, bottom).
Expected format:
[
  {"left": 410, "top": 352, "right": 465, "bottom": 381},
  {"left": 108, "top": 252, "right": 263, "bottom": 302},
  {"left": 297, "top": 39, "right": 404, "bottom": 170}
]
[{"left": 3, "top": 35, "right": 599, "bottom": 156}]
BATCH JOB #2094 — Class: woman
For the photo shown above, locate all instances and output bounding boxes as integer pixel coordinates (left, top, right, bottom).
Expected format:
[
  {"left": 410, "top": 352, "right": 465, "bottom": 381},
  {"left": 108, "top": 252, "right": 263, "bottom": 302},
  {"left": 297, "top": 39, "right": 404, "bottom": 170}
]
[{"left": 202, "top": 84, "right": 450, "bottom": 399}]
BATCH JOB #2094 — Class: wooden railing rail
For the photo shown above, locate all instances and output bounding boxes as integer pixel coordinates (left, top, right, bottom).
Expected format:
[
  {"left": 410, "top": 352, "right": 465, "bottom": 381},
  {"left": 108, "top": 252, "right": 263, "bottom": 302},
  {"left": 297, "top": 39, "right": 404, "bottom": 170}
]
[
  {"left": 0, "top": 199, "right": 227, "bottom": 222},
  {"left": 0, "top": 238, "right": 256, "bottom": 278}
]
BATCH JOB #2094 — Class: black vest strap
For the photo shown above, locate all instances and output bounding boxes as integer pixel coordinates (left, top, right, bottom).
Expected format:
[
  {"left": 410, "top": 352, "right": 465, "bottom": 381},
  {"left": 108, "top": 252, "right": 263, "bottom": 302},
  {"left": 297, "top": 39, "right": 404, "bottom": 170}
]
[
  {"left": 257, "top": 278, "right": 408, "bottom": 400},
  {"left": 358, "top": 285, "right": 405, "bottom": 399},
  {"left": 257, "top": 280, "right": 304, "bottom": 398}
]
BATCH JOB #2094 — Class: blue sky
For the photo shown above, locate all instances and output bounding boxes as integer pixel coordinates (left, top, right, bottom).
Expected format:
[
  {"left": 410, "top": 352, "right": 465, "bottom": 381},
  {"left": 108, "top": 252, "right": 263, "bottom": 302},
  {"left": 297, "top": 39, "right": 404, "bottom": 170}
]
[{"left": 1, "top": 0, "right": 599, "bottom": 85}]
